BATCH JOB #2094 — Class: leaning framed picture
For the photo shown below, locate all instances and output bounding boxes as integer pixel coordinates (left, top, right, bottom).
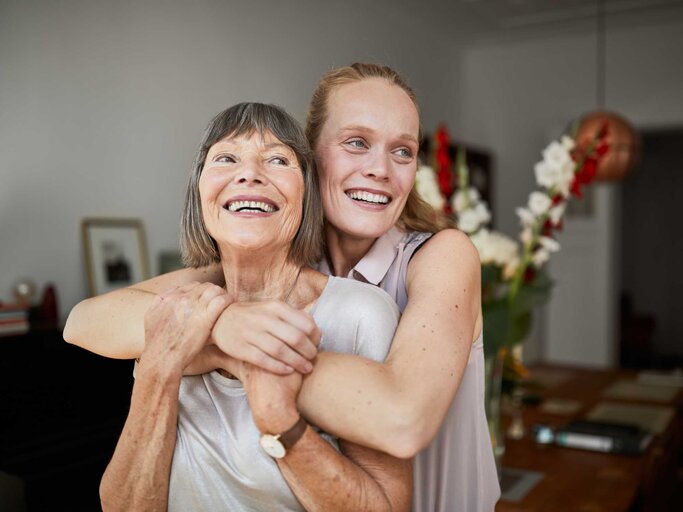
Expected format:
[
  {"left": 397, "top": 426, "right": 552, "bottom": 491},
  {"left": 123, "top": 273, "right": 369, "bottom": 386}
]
[{"left": 81, "top": 218, "right": 150, "bottom": 296}]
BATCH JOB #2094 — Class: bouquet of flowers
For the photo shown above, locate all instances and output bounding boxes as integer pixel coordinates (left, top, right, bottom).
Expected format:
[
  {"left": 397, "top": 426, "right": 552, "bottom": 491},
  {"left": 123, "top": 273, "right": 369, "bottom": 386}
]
[{"left": 416, "top": 124, "right": 609, "bottom": 360}]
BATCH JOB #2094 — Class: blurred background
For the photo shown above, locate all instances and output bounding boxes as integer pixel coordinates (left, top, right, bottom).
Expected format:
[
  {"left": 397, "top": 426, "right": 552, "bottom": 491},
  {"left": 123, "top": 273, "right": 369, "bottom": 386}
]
[{"left": 1, "top": 0, "right": 682, "bottom": 510}]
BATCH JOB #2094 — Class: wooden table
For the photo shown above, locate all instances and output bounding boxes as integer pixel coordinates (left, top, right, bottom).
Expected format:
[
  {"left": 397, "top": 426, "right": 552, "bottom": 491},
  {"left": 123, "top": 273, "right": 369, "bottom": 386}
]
[{"left": 496, "top": 364, "right": 682, "bottom": 512}]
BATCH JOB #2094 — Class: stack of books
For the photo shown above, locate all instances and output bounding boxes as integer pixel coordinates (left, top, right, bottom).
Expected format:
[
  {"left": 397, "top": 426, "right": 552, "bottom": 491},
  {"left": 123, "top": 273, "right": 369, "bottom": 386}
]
[
  {"left": 554, "top": 419, "right": 652, "bottom": 455},
  {"left": 0, "top": 303, "right": 30, "bottom": 336}
]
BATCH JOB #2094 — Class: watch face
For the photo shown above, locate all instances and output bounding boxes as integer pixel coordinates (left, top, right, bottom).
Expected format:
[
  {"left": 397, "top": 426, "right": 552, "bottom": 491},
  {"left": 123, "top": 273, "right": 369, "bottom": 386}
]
[{"left": 260, "top": 434, "right": 286, "bottom": 459}]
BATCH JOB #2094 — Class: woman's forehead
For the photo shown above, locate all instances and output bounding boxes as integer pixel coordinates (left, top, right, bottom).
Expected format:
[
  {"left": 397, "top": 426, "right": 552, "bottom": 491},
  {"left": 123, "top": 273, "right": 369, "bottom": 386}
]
[
  {"left": 325, "top": 79, "right": 419, "bottom": 137},
  {"left": 210, "top": 130, "right": 296, "bottom": 154}
]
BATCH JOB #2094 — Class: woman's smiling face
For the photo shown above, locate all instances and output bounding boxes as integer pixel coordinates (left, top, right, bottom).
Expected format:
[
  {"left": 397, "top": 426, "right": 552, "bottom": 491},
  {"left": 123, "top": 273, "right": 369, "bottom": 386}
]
[
  {"left": 314, "top": 78, "right": 420, "bottom": 240},
  {"left": 199, "top": 130, "right": 304, "bottom": 255}
]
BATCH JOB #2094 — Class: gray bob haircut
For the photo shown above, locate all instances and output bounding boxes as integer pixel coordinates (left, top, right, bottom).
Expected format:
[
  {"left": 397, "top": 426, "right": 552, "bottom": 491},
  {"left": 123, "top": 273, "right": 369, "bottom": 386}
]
[{"left": 180, "top": 102, "right": 323, "bottom": 268}]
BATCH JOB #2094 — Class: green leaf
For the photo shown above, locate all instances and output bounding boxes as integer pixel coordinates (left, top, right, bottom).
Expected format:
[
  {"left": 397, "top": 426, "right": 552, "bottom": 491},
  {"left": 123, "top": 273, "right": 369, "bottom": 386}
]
[
  {"left": 508, "top": 311, "right": 532, "bottom": 346},
  {"left": 482, "top": 299, "right": 509, "bottom": 359},
  {"left": 481, "top": 264, "right": 501, "bottom": 290}
]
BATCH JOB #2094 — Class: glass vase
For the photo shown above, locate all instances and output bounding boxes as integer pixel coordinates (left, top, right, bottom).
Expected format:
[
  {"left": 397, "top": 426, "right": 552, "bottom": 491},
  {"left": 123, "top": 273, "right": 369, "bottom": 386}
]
[{"left": 484, "top": 347, "right": 505, "bottom": 479}]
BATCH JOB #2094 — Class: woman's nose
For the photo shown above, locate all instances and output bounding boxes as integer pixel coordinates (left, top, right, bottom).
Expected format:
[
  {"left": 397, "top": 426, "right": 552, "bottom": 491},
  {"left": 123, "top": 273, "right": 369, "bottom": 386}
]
[
  {"left": 361, "top": 152, "right": 390, "bottom": 181},
  {"left": 233, "top": 162, "right": 268, "bottom": 185}
]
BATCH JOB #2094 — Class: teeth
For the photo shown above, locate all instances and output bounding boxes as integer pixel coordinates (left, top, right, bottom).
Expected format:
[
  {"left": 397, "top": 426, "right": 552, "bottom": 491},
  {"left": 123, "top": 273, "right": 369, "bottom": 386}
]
[
  {"left": 347, "top": 191, "right": 389, "bottom": 204},
  {"left": 226, "top": 200, "right": 275, "bottom": 213}
]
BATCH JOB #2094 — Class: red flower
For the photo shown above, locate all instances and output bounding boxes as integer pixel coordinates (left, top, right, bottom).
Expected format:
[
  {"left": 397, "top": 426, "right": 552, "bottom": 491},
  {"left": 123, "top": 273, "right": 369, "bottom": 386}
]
[{"left": 435, "top": 124, "right": 454, "bottom": 202}]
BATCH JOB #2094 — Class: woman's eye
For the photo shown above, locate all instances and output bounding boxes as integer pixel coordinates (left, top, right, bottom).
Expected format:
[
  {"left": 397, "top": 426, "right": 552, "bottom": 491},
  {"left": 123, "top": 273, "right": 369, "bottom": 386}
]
[
  {"left": 395, "top": 147, "right": 413, "bottom": 159},
  {"left": 215, "top": 154, "right": 236, "bottom": 163},
  {"left": 270, "top": 156, "right": 289, "bottom": 166},
  {"left": 346, "top": 139, "right": 368, "bottom": 150}
]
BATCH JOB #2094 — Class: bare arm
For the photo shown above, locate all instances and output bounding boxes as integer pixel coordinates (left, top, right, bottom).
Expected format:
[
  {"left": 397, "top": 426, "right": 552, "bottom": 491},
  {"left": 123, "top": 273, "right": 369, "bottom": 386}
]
[
  {"left": 100, "top": 283, "right": 230, "bottom": 511},
  {"left": 278, "top": 432, "right": 412, "bottom": 511},
  {"left": 243, "top": 365, "right": 412, "bottom": 512},
  {"left": 100, "top": 362, "right": 181, "bottom": 511},
  {"left": 63, "top": 264, "right": 318, "bottom": 374},
  {"left": 296, "top": 230, "right": 481, "bottom": 458},
  {"left": 64, "top": 265, "right": 224, "bottom": 359},
  {"left": 68, "top": 230, "right": 480, "bottom": 458}
]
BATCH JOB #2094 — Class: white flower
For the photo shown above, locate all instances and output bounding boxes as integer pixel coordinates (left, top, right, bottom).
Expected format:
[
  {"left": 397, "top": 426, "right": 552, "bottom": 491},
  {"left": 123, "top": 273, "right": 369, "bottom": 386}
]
[
  {"left": 539, "top": 236, "right": 560, "bottom": 252},
  {"left": 503, "top": 258, "right": 521, "bottom": 280},
  {"left": 473, "top": 202, "right": 491, "bottom": 225},
  {"left": 531, "top": 248, "right": 551, "bottom": 268},
  {"left": 452, "top": 187, "right": 480, "bottom": 213},
  {"left": 528, "top": 191, "right": 552, "bottom": 216},
  {"left": 520, "top": 227, "right": 533, "bottom": 246},
  {"left": 470, "top": 229, "right": 520, "bottom": 270},
  {"left": 549, "top": 203, "right": 566, "bottom": 224},
  {"left": 458, "top": 209, "right": 483, "bottom": 234},
  {"left": 542, "top": 141, "right": 572, "bottom": 171},
  {"left": 516, "top": 207, "right": 536, "bottom": 227},
  {"left": 415, "top": 165, "right": 445, "bottom": 211},
  {"left": 561, "top": 135, "right": 576, "bottom": 152},
  {"left": 534, "top": 161, "right": 561, "bottom": 190}
]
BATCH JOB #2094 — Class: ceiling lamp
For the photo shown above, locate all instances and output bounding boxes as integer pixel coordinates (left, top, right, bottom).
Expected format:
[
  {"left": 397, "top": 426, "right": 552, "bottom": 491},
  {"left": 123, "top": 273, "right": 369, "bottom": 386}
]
[{"left": 575, "top": 0, "right": 640, "bottom": 181}]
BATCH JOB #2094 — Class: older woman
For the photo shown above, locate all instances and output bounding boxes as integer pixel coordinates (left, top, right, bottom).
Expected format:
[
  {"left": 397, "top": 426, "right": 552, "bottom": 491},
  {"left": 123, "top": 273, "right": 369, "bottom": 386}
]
[
  {"left": 99, "top": 102, "right": 411, "bottom": 511},
  {"left": 66, "top": 63, "right": 500, "bottom": 511}
]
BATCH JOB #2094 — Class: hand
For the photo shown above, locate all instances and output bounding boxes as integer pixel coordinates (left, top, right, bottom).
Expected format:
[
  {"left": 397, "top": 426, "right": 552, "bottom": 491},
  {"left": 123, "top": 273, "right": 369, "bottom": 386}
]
[
  {"left": 211, "top": 300, "right": 321, "bottom": 376},
  {"left": 140, "top": 282, "right": 232, "bottom": 375},
  {"left": 184, "top": 345, "right": 241, "bottom": 377},
  {"left": 242, "top": 362, "right": 303, "bottom": 434}
]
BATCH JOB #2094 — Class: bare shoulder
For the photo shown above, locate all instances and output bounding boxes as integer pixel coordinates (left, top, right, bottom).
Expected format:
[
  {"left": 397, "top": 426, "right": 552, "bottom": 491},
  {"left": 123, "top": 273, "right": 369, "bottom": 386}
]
[{"left": 408, "top": 229, "right": 480, "bottom": 281}]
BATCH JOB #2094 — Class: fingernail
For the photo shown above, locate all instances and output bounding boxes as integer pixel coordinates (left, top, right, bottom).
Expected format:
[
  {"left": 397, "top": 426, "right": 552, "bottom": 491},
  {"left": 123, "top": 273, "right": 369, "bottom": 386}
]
[{"left": 304, "top": 362, "right": 313, "bottom": 373}]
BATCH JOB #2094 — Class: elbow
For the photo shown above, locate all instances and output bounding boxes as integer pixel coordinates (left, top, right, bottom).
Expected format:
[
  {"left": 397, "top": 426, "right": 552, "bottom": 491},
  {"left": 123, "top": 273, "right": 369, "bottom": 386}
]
[
  {"left": 378, "top": 405, "right": 437, "bottom": 459},
  {"left": 99, "top": 473, "right": 118, "bottom": 512},
  {"left": 62, "top": 299, "right": 88, "bottom": 346}
]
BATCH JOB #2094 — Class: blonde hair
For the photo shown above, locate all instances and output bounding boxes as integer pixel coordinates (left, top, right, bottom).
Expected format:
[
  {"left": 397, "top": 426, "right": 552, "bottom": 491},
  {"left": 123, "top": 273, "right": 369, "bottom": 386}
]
[{"left": 306, "top": 63, "right": 451, "bottom": 233}]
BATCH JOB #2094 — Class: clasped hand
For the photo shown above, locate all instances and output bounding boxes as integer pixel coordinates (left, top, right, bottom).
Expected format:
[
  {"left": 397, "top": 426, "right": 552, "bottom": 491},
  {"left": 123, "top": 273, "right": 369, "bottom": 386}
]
[{"left": 140, "top": 282, "right": 320, "bottom": 431}]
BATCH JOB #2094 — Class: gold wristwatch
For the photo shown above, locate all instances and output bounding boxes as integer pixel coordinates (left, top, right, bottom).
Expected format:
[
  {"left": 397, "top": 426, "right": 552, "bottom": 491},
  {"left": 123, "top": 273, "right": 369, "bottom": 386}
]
[{"left": 259, "top": 415, "right": 308, "bottom": 459}]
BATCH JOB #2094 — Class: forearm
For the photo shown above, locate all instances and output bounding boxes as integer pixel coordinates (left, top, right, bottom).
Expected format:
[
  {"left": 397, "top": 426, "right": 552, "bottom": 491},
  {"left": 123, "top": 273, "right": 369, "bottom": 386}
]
[
  {"left": 100, "top": 364, "right": 181, "bottom": 511},
  {"left": 298, "top": 352, "right": 452, "bottom": 458},
  {"left": 64, "top": 288, "right": 153, "bottom": 358},
  {"left": 63, "top": 265, "right": 225, "bottom": 359},
  {"left": 278, "top": 430, "right": 409, "bottom": 512}
]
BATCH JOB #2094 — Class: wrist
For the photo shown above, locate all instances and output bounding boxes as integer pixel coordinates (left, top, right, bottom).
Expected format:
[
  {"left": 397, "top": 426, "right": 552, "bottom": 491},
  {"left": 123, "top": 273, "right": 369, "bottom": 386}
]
[
  {"left": 137, "top": 354, "right": 183, "bottom": 384},
  {"left": 255, "top": 405, "right": 300, "bottom": 435},
  {"left": 209, "top": 302, "right": 233, "bottom": 346}
]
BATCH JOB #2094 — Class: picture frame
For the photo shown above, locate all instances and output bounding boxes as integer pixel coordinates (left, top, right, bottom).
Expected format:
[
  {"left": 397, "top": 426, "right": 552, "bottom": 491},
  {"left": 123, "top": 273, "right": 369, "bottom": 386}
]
[{"left": 81, "top": 218, "right": 150, "bottom": 296}]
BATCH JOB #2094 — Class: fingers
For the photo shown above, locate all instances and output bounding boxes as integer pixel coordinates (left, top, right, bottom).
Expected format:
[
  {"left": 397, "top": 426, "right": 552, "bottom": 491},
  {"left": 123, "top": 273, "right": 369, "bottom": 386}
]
[
  {"left": 245, "top": 329, "right": 312, "bottom": 374},
  {"left": 269, "top": 301, "right": 322, "bottom": 349},
  {"left": 266, "top": 320, "right": 318, "bottom": 361},
  {"left": 240, "top": 344, "right": 296, "bottom": 376}
]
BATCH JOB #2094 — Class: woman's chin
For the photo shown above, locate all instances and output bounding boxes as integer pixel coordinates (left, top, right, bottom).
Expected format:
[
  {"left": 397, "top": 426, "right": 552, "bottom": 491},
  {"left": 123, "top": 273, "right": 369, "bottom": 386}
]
[
  {"left": 330, "top": 217, "right": 395, "bottom": 241},
  {"left": 215, "top": 237, "right": 288, "bottom": 258}
]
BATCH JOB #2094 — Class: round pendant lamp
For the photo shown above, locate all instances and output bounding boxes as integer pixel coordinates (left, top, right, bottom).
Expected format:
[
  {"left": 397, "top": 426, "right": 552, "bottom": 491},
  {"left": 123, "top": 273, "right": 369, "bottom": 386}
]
[{"left": 575, "top": 0, "right": 640, "bottom": 181}]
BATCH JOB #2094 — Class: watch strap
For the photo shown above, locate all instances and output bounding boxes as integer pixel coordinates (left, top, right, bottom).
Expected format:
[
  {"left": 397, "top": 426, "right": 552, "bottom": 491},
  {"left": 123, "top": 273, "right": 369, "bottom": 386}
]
[{"left": 279, "top": 415, "right": 308, "bottom": 450}]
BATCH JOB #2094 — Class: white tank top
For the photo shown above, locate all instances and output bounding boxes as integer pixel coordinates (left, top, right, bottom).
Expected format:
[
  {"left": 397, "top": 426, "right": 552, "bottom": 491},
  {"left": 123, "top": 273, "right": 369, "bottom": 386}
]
[{"left": 167, "top": 277, "right": 400, "bottom": 511}]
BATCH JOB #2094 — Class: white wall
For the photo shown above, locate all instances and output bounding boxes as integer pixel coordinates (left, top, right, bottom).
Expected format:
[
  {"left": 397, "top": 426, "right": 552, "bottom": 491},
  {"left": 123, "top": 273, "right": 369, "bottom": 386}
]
[
  {"left": 458, "top": 21, "right": 683, "bottom": 367},
  {"left": 0, "top": 0, "right": 461, "bottom": 320}
]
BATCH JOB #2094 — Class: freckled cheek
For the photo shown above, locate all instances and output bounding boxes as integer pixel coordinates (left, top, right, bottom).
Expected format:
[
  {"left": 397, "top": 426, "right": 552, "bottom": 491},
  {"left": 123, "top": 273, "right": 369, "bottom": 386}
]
[
  {"left": 319, "top": 152, "right": 358, "bottom": 188},
  {"left": 198, "top": 172, "right": 228, "bottom": 204}
]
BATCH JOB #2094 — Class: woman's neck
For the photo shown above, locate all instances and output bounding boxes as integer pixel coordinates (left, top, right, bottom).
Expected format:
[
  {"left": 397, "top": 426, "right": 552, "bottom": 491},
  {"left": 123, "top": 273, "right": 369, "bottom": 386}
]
[
  {"left": 324, "top": 225, "right": 377, "bottom": 277},
  {"left": 219, "top": 247, "right": 300, "bottom": 303}
]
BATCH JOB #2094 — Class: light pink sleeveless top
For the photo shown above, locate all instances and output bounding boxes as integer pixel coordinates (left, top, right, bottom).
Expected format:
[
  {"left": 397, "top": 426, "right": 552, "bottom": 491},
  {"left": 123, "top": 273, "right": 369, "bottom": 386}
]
[{"left": 318, "top": 228, "right": 500, "bottom": 512}]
